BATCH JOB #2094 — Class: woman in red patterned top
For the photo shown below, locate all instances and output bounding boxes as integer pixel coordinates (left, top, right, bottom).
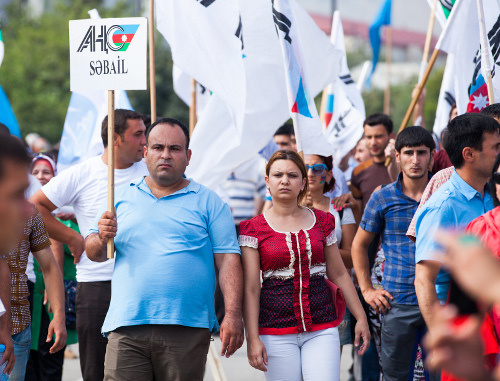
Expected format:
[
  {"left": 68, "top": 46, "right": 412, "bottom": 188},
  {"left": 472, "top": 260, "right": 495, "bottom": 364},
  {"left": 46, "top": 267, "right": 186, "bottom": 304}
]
[{"left": 240, "top": 150, "right": 370, "bottom": 380}]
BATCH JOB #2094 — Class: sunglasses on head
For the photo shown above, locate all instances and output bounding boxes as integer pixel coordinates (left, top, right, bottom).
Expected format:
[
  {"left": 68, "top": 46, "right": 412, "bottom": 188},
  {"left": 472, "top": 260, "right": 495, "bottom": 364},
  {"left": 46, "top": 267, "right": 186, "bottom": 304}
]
[
  {"left": 306, "top": 163, "right": 328, "bottom": 176},
  {"left": 493, "top": 172, "right": 500, "bottom": 184}
]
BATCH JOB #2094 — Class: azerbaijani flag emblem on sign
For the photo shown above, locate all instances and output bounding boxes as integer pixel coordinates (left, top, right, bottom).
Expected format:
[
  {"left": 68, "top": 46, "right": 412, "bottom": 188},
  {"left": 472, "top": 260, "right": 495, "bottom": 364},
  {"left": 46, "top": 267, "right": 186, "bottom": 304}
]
[{"left": 111, "top": 25, "right": 140, "bottom": 51}]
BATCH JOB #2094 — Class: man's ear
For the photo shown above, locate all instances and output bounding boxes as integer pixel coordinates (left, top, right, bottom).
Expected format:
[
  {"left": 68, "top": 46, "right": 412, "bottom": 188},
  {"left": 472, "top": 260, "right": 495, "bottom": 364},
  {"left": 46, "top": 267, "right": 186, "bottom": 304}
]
[
  {"left": 394, "top": 149, "right": 400, "bottom": 165},
  {"left": 430, "top": 149, "right": 436, "bottom": 160},
  {"left": 389, "top": 132, "right": 396, "bottom": 139},
  {"left": 462, "top": 146, "right": 474, "bottom": 164},
  {"left": 186, "top": 149, "right": 192, "bottom": 165}
]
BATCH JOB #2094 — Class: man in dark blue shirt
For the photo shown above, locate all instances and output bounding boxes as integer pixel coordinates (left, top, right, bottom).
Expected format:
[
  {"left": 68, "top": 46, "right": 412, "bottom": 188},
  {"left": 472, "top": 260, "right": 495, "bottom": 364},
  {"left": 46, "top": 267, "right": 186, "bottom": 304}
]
[{"left": 352, "top": 126, "right": 436, "bottom": 380}]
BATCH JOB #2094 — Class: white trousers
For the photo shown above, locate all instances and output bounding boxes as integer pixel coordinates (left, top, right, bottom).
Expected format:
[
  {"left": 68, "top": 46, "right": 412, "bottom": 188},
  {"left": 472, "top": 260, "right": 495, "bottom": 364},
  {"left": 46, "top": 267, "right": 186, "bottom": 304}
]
[{"left": 260, "top": 327, "right": 341, "bottom": 381}]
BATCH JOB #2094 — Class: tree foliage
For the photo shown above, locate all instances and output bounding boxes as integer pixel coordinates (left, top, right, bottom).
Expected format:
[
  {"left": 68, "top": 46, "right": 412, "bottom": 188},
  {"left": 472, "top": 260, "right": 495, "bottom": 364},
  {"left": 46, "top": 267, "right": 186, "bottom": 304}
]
[{"left": 0, "top": 0, "right": 188, "bottom": 143}]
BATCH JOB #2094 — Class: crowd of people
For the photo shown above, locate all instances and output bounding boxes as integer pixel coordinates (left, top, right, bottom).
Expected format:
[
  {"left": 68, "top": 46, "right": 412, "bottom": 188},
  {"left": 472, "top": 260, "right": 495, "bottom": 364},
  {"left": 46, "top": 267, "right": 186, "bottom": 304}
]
[{"left": 0, "top": 103, "right": 500, "bottom": 381}]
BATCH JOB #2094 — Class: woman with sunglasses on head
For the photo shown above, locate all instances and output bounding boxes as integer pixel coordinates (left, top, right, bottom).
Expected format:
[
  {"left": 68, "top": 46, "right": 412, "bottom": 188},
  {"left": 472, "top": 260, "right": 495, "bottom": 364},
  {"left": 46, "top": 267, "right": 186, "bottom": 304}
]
[
  {"left": 240, "top": 150, "right": 370, "bottom": 381},
  {"left": 303, "top": 154, "right": 357, "bottom": 351}
]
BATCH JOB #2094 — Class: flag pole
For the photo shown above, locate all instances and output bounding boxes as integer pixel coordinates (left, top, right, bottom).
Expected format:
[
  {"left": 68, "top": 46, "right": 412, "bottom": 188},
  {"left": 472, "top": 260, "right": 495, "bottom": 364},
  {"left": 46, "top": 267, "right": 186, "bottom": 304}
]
[
  {"left": 320, "top": 11, "right": 340, "bottom": 127},
  {"left": 149, "top": 0, "right": 157, "bottom": 123},
  {"left": 189, "top": 78, "right": 197, "bottom": 136},
  {"left": 107, "top": 90, "right": 115, "bottom": 259},
  {"left": 400, "top": 49, "right": 440, "bottom": 131},
  {"left": 476, "top": 0, "right": 495, "bottom": 104},
  {"left": 419, "top": 0, "right": 438, "bottom": 82},
  {"left": 383, "top": 26, "right": 392, "bottom": 115}
]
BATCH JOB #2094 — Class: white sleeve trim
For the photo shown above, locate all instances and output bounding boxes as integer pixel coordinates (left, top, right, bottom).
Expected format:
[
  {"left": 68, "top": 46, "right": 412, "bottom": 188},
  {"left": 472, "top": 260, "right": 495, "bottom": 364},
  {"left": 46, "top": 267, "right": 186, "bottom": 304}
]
[
  {"left": 238, "top": 235, "right": 258, "bottom": 249},
  {"left": 325, "top": 230, "right": 338, "bottom": 246}
]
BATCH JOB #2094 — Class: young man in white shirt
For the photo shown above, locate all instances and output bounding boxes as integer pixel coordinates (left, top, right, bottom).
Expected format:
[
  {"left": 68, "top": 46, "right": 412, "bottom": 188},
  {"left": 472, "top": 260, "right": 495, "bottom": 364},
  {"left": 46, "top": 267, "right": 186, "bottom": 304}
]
[{"left": 30, "top": 109, "right": 148, "bottom": 381}]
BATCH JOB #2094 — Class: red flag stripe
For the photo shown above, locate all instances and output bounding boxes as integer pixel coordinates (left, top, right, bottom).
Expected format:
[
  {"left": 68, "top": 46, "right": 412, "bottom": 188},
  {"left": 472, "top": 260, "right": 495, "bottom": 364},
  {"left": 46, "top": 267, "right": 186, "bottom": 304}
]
[{"left": 112, "top": 34, "right": 135, "bottom": 44}]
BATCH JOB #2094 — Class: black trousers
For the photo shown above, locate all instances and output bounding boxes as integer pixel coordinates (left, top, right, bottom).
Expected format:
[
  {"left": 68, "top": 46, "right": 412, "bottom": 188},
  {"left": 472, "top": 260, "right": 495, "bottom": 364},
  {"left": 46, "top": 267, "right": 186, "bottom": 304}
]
[
  {"left": 76, "top": 281, "right": 111, "bottom": 381},
  {"left": 25, "top": 281, "right": 65, "bottom": 381}
]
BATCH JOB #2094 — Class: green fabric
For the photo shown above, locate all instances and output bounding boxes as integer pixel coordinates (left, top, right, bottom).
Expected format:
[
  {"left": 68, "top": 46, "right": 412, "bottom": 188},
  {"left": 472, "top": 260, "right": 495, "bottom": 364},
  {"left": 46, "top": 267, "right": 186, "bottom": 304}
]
[
  {"left": 30, "top": 218, "right": 79, "bottom": 350},
  {"left": 441, "top": 0, "right": 455, "bottom": 19}
]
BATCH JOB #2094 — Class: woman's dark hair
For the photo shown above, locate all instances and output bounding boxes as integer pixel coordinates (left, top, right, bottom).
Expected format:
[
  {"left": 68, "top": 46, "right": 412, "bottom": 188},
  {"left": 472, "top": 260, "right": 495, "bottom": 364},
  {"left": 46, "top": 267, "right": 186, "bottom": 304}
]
[
  {"left": 266, "top": 150, "right": 308, "bottom": 203},
  {"left": 315, "top": 155, "right": 336, "bottom": 194},
  {"left": 490, "top": 154, "right": 500, "bottom": 207}
]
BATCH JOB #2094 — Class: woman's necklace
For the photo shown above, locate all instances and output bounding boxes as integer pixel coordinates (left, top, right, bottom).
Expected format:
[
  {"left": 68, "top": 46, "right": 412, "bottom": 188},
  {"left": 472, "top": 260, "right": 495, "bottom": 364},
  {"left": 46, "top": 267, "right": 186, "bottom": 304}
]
[{"left": 313, "top": 195, "right": 329, "bottom": 212}]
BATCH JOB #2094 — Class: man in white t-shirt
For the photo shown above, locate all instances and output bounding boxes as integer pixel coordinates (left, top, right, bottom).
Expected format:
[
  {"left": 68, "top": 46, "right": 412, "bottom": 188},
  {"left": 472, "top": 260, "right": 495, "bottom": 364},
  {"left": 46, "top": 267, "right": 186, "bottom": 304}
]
[{"left": 29, "top": 109, "right": 148, "bottom": 381}]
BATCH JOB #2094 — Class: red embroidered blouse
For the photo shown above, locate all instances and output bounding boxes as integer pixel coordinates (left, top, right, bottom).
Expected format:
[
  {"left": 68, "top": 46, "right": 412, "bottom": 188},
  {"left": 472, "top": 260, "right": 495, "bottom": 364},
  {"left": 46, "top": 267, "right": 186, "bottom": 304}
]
[{"left": 239, "top": 208, "right": 338, "bottom": 335}]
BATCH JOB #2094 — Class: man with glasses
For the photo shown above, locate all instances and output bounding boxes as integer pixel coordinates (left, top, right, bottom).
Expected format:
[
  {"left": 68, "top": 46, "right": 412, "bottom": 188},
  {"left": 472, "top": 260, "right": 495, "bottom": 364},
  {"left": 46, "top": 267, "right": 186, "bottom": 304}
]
[{"left": 352, "top": 126, "right": 436, "bottom": 380}]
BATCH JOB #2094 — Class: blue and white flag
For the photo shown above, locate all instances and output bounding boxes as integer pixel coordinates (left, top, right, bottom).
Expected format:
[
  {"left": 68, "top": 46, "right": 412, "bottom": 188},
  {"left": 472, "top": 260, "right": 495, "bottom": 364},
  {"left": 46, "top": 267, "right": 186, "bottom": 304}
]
[
  {"left": 273, "top": 0, "right": 341, "bottom": 156},
  {"left": 0, "top": 84, "right": 21, "bottom": 138},
  {"left": 57, "top": 90, "right": 133, "bottom": 172},
  {"left": 324, "top": 12, "right": 365, "bottom": 166},
  {"left": 366, "top": 0, "right": 392, "bottom": 87}
]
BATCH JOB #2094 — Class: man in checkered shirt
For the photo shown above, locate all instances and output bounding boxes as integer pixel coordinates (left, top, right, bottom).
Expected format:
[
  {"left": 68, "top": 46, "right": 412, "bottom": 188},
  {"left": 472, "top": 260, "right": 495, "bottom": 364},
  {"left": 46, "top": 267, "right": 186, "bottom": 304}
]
[{"left": 351, "top": 126, "right": 437, "bottom": 381}]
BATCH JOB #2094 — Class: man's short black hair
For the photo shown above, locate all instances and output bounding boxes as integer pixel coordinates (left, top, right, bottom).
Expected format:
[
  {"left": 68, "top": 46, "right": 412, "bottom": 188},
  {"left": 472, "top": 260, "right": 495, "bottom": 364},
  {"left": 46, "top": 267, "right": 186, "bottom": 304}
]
[
  {"left": 0, "top": 123, "right": 10, "bottom": 137},
  {"left": 443, "top": 113, "right": 500, "bottom": 169},
  {"left": 0, "top": 135, "right": 30, "bottom": 182},
  {"left": 101, "top": 109, "right": 144, "bottom": 148},
  {"left": 146, "top": 117, "right": 190, "bottom": 150},
  {"left": 395, "top": 126, "right": 435, "bottom": 152},
  {"left": 481, "top": 103, "right": 500, "bottom": 119},
  {"left": 363, "top": 113, "right": 393, "bottom": 135},
  {"left": 274, "top": 123, "right": 294, "bottom": 137}
]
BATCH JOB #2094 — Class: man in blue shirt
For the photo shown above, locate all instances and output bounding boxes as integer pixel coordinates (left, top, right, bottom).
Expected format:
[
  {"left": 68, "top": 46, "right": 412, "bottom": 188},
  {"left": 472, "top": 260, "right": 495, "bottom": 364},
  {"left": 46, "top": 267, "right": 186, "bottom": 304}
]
[
  {"left": 352, "top": 126, "right": 436, "bottom": 380},
  {"left": 415, "top": 113, "right": 500, "bottom": 331},
  {"left": 85, "top": 118, "right": 244, "bottom": 380}
]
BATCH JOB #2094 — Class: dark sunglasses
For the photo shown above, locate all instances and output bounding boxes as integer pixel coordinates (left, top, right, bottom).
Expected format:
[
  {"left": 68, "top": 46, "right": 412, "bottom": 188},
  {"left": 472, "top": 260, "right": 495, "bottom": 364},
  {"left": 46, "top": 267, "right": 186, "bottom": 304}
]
[
  {"left": 306, "top": 163, "right": 328, "bottom": 176},
  {"left": 493, "top": 172, "right": 500, "bottom": 184}
]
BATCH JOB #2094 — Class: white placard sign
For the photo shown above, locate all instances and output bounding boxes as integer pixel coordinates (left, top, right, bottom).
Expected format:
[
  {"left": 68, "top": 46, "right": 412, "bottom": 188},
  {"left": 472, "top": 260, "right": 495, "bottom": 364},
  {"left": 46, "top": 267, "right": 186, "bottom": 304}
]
[{"left": 69, "top": 17, "right": 147, "bottom": 91}]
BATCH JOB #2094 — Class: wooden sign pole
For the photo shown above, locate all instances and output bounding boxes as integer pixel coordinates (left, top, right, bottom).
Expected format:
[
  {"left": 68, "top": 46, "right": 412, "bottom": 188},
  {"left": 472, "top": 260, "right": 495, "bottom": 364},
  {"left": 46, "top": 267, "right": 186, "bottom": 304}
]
[
  {"left": 149, "top": 0, "right": 157, "bottom": 123},
  {"left": 189, "top": 78, "right": 197, "bottom": 136},
  {"left": 107, "top": 90, "right": 115, "bottom": 259}
]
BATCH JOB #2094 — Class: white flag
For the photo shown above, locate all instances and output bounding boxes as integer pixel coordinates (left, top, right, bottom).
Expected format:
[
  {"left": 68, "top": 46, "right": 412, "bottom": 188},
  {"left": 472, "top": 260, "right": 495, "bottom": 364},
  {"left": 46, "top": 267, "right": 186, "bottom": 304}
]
[
  {"left": 273, "top": 0, "right": 341, "bottom": 156},
  {"left": 186, "top": 0, "right": 341, "bottom": 188},
  {"left": 156, "top": 0, "right": 246, "bottom": 131},
  {"left": 324, "top": 11, "right": 365, "bottom": 166},
  {"left": 172, "top": 65, "right": 211, "bottom": 117},
  {"left": 432, "top": 54, "right": 456, "bottom": 139},
  {"left": 435, "top": 0, "right": 500, "bottom": 114}
]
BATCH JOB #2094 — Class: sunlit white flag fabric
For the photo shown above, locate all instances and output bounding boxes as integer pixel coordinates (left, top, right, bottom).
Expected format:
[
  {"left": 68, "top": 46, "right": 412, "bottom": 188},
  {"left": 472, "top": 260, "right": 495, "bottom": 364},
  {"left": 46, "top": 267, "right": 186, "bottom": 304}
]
[
  {"left": 156, "top": 0, "right": 246, "bottom": 132},
  {"left": 432, "top": 54, "right": 456, "bottom": 138},
  {"left": 273, "top": 0, "right": 341, "bottom": 155}
]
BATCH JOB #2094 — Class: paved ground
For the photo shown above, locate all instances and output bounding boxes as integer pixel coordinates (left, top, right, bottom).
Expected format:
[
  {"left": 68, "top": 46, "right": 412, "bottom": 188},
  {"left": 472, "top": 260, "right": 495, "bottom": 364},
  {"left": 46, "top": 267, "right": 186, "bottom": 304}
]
[{"left": 62, "top": 339, "right": 353, "bottom": 380}]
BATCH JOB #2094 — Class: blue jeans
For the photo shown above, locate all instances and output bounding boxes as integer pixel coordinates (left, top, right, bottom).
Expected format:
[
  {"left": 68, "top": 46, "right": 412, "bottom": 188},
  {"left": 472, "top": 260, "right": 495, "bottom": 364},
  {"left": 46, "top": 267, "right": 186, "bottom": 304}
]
[{"left": 9, "top": 325, "right": 31, "bottom": 381}]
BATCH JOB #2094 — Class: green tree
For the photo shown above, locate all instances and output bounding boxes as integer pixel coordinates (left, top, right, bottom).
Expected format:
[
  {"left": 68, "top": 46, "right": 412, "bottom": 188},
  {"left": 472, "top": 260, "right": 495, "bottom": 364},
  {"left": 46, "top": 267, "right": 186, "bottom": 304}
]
[{"left": 0, "top": 0, "right": 187, "bottom": 144}]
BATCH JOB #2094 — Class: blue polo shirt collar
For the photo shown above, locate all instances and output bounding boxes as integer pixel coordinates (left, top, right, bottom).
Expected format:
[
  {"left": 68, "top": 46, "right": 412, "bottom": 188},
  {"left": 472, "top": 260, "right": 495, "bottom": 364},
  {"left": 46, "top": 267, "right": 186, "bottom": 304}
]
[
  {"left": 450, "top": 170, "right": 490, "bottom": 201},
  {"left": 130, "top": 176, "right": 201, "bottom": 199}
]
